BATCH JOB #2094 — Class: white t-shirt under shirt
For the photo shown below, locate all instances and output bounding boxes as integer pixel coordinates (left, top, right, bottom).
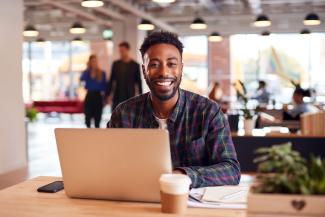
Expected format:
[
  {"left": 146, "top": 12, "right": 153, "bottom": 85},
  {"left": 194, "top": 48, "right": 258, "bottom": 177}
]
[{"left": 154, "top": 116, "right": 168, "bottom": 130}]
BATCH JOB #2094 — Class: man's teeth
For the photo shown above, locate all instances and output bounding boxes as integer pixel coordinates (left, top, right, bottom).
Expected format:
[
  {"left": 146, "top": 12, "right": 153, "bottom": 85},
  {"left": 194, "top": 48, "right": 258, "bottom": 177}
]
[{"left": 156, "top": 81, "right": 172, "bottom": 86}]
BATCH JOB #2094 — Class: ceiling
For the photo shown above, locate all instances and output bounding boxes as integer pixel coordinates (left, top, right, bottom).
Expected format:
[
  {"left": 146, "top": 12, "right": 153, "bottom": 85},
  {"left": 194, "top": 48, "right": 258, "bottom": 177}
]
[{"left": 24, "top": 0, "right": 325, "bottom": 41}]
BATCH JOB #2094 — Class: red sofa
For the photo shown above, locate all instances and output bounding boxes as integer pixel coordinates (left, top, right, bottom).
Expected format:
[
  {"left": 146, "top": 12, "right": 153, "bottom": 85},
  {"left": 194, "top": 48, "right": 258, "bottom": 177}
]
[{"left": 33, "top": 100, "right": 84, "bottom": 114}]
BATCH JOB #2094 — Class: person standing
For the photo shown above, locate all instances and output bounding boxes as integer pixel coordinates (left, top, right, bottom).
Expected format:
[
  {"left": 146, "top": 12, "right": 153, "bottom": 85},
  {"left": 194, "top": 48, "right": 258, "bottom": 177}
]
[
  {"left": 106, "top": 42, "right": 142, "bottom": 111},
  {"left": 80, "top": 55, "right": 107, "bottom": 128}
]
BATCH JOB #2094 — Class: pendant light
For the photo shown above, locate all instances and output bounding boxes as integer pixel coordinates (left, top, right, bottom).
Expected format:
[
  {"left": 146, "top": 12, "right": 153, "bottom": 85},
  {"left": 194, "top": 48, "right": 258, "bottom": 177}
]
[
  {"left": 261, "top": 31, "right": 270, "bottom": 36},
  {"left": 300, "top": 29, "right": 311, "bottom": 34},
  {"left": 152, "top": 0, "right": 175, "bottom": 3},
  {"left": 254, "top": 14, "right": 271, "bottom": 27},
  {"left": 72, "top": 37, "right": 84, "bottom": 45},
  {"left": 69, "top": 22, "right": 86, "bottom": 34},
  {"left": 190, "top": 17, "right": 207, "bottom": 30},
  {"left": 303, "top": 13, "right": 321, "bottom": 26},
  {"left": 23, "top": 24, "right": 39, "bottom": 37},
  {"left": 36, "top": 38, "right": 46, "bottom": 44},
  {"left": 137, "top": 19, "right": 155, "bottom": 31},
  {"left": 208, "top": 32, "right": 223, "bottom": 42},
  {"left": 81, "top": 0, "right": 104, "bottom": 8}
]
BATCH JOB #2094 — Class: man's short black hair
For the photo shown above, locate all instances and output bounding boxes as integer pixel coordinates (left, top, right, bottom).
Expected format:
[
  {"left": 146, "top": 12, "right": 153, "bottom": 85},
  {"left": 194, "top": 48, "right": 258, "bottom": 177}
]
[
  {"left": 119, "top": 41, "right": 130, "bottom": 49},
  {"left": 139, "top": 31, "right": 184, "bottom": 59}
]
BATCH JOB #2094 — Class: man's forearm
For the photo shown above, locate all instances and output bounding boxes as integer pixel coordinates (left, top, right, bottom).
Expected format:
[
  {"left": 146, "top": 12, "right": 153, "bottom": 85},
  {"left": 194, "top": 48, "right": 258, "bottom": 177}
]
[{"left": 176, "top": 160, "right": 241, "bottom": 188}]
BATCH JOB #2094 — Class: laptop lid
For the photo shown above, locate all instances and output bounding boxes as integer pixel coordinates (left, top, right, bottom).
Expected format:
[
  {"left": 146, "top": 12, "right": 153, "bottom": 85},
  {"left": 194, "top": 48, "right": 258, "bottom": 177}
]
[{"left": 55, "top": 128, "right": 172, "bottom": 202}]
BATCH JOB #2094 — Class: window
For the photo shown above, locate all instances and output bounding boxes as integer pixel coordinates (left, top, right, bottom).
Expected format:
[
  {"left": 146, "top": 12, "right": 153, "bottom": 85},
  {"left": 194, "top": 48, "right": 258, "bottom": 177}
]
[
  {"left": 230, "top": 33, "right": 325, "bottom": 104},
  {"left": 180, "top": 36, "right": 208, "bottom": 95}
]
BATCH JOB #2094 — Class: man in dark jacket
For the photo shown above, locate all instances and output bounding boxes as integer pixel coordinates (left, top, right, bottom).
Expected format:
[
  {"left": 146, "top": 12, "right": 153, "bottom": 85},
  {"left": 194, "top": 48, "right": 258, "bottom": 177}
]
[{"left": 106, "top": 42, "right": 142, "bottom": 111}]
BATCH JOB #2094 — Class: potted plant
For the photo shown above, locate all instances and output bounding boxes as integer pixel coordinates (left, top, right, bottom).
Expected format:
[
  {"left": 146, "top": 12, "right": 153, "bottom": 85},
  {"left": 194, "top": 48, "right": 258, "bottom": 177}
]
[
  {"left": 235, "top": 80, "right": 254, "bottom": 134},
  {"left": 247, "top": 142, "right": 325, "bottom": 217},
  {"left": 26, "top": 106, "right": 38, "bottom": 122}
]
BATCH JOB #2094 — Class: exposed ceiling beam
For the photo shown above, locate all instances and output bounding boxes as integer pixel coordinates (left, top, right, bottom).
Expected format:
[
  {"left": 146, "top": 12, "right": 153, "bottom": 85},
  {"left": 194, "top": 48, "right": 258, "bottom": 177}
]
[
  {"left": 40, "top": 0, "right": 112, "bottom": 28},
  {"left": 92, "top": 6, "right": 125, "bottom": 21},
  {"left": 108, "top": 0, "right": 177, "bottom": 32}
]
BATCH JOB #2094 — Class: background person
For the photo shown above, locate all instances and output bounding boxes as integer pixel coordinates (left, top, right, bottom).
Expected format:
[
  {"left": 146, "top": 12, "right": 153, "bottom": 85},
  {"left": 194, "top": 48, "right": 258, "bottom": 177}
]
[
  {"left": 283, "top": 88, "right": 318, "bottom": 120},
  {"left": 106, "top": 41, "right": 142, "bottom": 111},
  {"left": 80, "top": 55, "right": 107, "bottom": 128},
  {"left": 252, "top": 80, "right": 270, "bottom": 105}
]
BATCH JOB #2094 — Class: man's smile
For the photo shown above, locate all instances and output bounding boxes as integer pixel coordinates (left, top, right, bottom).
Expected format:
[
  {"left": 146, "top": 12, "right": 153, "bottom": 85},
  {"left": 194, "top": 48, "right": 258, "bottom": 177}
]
[{"left": 152, "top": 78, "right": 176, "bottom": 91}]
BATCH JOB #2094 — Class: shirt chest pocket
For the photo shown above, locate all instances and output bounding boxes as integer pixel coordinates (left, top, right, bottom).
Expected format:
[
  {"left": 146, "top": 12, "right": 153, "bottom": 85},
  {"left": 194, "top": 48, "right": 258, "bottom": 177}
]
[{"left": 187, "top": 137, "right": 206, "bottom": 165}]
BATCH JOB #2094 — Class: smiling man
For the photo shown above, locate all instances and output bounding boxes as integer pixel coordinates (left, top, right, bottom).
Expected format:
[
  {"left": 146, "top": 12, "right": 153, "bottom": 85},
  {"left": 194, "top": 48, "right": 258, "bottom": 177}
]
[{"left": 107, "top": 31, "right": 240, "bottom": 188}]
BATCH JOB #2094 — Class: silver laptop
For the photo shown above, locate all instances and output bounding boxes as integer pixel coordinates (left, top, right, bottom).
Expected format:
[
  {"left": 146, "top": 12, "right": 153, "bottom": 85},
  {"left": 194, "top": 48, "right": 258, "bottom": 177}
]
[{"left": 54, "top": 128, "right": 172, "bottom": 202}]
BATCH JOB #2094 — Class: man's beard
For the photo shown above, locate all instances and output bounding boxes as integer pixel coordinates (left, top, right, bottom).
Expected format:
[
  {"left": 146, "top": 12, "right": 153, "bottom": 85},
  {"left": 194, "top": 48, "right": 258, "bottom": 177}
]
[{"left": 145, "top": 74, "right": 182, "bottom": 101}]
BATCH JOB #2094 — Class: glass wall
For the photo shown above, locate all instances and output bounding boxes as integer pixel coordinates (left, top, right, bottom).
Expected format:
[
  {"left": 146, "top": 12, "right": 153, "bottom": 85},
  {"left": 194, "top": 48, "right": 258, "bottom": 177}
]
[
  {"left": 22, "top": 41, "right": 91, "bottom": 102},
  {"left": 230, "top": 33, "right": 325, "bottom": 104},
  {"left": 180, "top": 36, "right": 208, "bottom": 95}
]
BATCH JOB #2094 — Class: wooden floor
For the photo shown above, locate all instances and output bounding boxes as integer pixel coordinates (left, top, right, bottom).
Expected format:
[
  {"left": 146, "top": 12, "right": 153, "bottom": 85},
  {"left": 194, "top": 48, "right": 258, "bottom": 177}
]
[{"left": 27, "top": 112, "right": 110, "bottom": 178}]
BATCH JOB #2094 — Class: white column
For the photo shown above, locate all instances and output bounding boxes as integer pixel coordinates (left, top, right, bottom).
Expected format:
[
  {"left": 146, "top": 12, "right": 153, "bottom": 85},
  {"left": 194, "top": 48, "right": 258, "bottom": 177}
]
[
  {"left": 112, "top": 15, "right": 146, "bottom": 62},
  {"left": 0, "top": 0, "right": 27, "bottom": 189}
]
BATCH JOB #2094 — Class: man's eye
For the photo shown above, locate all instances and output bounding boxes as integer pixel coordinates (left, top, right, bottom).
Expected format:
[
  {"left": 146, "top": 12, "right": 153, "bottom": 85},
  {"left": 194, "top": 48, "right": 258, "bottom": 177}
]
[
  {"left": 149, "top": 63, "right": 159, "bottom": 68},
  {"left": 168, "top": 63, "right": 177, "bottom": 67}
]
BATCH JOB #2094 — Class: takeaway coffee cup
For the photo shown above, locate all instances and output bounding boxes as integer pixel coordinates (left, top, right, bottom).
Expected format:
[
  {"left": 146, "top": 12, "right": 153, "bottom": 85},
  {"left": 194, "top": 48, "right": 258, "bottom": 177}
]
[{"left": 159, "top": 174, "right": 192, "bottom": 214}]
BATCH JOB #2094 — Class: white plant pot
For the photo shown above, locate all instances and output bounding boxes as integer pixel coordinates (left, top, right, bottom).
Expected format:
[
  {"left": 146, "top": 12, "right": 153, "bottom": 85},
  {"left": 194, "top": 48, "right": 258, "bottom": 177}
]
[{"left": 244, "top": 119, "right": 254, "bottom": 134}]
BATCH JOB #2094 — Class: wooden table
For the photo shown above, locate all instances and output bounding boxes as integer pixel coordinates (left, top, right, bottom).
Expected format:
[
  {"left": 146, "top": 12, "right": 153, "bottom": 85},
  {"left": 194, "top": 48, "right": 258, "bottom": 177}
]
[{"left": 0, "top": 176, "right": 246, "bottom": 217}]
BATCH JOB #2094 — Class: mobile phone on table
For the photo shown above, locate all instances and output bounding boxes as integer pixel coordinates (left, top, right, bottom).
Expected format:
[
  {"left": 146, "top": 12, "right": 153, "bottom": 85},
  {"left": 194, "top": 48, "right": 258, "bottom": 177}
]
[{"left": 37, "top": 181, "right": 64, "bottom": 193}]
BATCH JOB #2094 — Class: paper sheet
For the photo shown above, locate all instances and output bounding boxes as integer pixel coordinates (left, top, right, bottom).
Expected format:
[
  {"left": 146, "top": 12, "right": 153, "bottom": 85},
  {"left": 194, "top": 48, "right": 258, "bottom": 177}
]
[{"left": 188, "top": 187, "right": 247, "bottom": 209}]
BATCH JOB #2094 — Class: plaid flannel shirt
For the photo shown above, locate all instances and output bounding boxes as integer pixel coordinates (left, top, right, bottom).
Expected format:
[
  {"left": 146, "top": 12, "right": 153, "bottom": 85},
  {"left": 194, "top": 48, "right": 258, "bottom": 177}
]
[{"left": 107, "top": 89, "right": 241, "bottom": 188}]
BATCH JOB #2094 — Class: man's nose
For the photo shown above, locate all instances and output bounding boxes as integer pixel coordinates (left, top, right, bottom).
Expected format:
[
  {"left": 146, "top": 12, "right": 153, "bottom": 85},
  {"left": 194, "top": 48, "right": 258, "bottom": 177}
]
[{"left": 158, "top": 63, "right": 169, "bottom": 77}]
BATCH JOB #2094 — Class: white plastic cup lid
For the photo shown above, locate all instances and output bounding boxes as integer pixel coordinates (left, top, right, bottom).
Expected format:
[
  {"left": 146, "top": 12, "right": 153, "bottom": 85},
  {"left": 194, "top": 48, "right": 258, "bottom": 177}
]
[{"left": 159, "top": 174, "right": 191, "bottom": 195}]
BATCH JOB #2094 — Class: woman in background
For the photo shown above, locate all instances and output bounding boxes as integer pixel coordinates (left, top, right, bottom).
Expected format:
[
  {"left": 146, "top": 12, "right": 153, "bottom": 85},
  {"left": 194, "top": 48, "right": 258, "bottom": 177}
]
[{"left": 80, "top": 55, "right": 107, "bottom": 128}]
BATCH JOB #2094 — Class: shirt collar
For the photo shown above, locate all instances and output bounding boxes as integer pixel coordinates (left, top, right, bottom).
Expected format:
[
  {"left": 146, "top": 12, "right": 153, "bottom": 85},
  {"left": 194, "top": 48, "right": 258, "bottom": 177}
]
[{"left": 145, "top": 88, "right": 185, "bottom": 124}]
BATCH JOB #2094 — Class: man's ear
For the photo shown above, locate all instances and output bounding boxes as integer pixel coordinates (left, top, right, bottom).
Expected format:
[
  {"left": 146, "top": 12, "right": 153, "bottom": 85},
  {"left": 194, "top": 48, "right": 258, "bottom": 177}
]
[{"left": 141, "top": 64, "right": 147, "bottom": 79}]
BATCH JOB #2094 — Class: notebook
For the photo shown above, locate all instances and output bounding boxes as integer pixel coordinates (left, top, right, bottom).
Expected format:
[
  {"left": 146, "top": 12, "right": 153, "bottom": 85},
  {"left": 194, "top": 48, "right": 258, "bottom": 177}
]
[{"left": 202, "top": 186, "right": 249, "bottom": 204}]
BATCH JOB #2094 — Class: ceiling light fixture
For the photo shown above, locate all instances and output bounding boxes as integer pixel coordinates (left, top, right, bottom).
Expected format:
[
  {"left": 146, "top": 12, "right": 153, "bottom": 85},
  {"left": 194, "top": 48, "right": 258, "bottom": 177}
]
[
  {"left": 72, "top": 37, "right": 85, "bottom": 45},
  {"left": 303, "top": 13, "right": 321, "bottom": 26},
  {"left": 23, "top": 24, "right": 39, "bottom": 37},
  {"left": 254, "top": 14, "right": 271, "bottom": 27},
  {"left": 36, "top": 38, "right": 46, "bottom": 44},
  {"left": 69, "top": 22, "right": 86, "bottom": 34},
  {"left": 208, "top": 32, "right": 223, "bottom": 42},
  {"left": 137, "top": 19, "right": 155, "bottom": 31},
  {"left": 152, "top": 0, "right": 176, "bottom": 3},
  {"left": 190, "top": 17, "right": 207, "bottom": 30},
  {"left": 261, "top": 31, "right": 270, "bottom": 36},
  {"left": 81, "top": 0, "right": 104, "bottom": 8},
  {"left": 300, "top": 29, "right": 311, "bottom": 34}
]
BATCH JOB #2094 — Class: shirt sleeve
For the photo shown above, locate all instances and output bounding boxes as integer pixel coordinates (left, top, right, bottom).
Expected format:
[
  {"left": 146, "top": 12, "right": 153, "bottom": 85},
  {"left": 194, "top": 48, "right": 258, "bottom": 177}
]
[
  {"left": 107, "top": 103, "right": 133, "bottom": 128},
  {"left": 176, "top": 108, "right": 241, "bottom": 188}
]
